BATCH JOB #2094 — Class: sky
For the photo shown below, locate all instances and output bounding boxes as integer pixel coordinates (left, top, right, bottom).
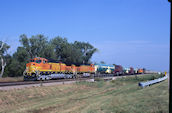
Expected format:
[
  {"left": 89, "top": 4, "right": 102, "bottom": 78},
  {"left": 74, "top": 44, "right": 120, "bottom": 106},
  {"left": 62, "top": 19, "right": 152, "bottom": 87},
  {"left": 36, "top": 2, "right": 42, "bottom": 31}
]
[{"left": 0, "top": 0, "right": 170, "bottom": 72}]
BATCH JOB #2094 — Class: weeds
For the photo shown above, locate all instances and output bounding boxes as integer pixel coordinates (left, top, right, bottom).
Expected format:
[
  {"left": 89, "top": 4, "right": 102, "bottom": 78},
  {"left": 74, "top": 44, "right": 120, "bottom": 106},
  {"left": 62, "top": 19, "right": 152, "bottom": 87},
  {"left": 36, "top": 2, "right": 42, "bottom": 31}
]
[
  {"left": 113, "top": 74, "right": 165, "bottom": 83},
  {"left": 94, "top": 78, "right": 104, "bottom": 81},
  {"left": 0, "top": 76, "right": 23, "bottom": 82},
  {"left": 76, "top": 80, "right": 105, "bottom": 88},
  {"left": 0, "top": 74, "right": 168, "bottom": 113}
]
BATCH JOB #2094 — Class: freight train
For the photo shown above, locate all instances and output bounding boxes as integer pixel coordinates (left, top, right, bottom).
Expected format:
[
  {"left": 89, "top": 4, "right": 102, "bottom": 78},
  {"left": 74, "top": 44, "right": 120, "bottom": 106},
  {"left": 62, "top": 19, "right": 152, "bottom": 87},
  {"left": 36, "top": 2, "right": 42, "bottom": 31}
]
[{"left": 23, "top": 57, "right": 145, "bottom": 81}]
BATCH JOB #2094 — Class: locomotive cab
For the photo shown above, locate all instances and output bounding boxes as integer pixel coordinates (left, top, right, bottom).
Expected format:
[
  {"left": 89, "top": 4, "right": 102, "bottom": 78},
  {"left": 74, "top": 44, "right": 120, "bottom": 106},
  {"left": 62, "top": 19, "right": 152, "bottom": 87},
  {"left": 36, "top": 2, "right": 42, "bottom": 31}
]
[{"left": 25, "top": 57, "right": 50, "bottom": 76}]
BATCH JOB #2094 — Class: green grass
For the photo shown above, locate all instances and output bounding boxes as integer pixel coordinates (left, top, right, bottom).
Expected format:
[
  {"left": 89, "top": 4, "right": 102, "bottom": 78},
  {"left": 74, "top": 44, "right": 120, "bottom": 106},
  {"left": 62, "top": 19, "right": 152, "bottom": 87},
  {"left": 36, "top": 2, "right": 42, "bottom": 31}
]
[
  {"left": 0, "top": 74, "right": 168, "bottom": 113},
  {"left": 115, "top": 74, "right": 165, "bottom": 82}
]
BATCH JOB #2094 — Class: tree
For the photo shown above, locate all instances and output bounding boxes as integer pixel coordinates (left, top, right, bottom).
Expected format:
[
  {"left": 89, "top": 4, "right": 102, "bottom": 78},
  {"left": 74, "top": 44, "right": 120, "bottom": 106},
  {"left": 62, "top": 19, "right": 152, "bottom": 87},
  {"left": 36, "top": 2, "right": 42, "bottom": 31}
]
[
  {"left": 3, "top": 55, "right": 12, "bottom": 77},
  {"left": 5, "top": 47, "right": 30, "bottom": 77},
  {"left": 0, "top": 41, "right": 10, "bottom": 77},
  {"left": 73, "top": 41, "right": 97, "bottom": 64},
  {"left": 43, "top": 43, "right": 56, "bottom": 59},
  {"left": 19, "top": 34, "right": 32, "bottom": 58},
  {"left": 50, "top": 36, "right": 69, "bottom": 61},
  {"left": 19, "top": 34, "right": 49, "bottom": 58},
  {"left": 62, "top": 44, "right": 83, "bottom": 65},
  {"left": 50, "top": 37, "right": 97, "bottom": 65},
  {"left": 100, "top": 61, "right": 105, "bottom": 64}
]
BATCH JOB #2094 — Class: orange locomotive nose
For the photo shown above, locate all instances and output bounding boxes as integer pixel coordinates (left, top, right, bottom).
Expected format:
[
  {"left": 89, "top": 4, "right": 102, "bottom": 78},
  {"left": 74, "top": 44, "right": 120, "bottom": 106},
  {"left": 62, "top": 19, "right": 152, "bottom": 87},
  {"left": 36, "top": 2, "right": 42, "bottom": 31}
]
[
  {"left": 26, "top": 62, "right": 38, "bottom": 74},
  {"left": 26, "top": 62, "right": 37, "bottom": 67}
]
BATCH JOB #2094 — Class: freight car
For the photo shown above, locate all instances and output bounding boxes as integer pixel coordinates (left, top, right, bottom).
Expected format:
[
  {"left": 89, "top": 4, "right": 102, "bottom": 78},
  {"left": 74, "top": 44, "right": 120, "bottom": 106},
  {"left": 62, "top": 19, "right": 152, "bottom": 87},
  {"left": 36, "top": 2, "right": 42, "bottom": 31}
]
[
  {"left": 134, "top": 68, "right": 138, "bottom": 74},
  {"left": 23, "top": 57, "right": 95, "bottom": 80},
  {"left": 143, "top": 68, "right": 146, "bottom": 74},
  {"left": 123, "top": 68, "right": 130, "bottom": 75},
  {"left": 128, "top": 67, "right": 134, "bottom": 75},
  {"left": 94, "top": 64, "right": 115, "bottom": 74},
  {"left": 114, "top": 65, "right": 124, "bottom": 76},
  {"left": 137, "top": 68, "right": 144, "bottom": 74},
  {"left": 120, "top": 67, "right": 135, "bottom": 75}
]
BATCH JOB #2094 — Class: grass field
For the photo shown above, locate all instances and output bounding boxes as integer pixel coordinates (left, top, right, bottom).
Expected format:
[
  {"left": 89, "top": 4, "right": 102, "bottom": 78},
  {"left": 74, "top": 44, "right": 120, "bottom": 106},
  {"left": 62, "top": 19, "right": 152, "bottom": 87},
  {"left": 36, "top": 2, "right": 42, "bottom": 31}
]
[
  {"left": 0, "top": 74, "right": 169, "bottom": 113},
  {"left": 0, "top": 76, "right": 23, "bottom": 82}
]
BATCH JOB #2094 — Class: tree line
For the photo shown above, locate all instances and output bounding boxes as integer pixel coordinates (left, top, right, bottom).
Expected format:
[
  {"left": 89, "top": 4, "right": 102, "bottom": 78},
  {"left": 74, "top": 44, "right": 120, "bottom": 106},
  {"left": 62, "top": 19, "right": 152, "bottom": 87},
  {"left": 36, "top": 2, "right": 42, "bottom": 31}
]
[{"left": 0, "top": 34, "right": 97, "bottom": 77}]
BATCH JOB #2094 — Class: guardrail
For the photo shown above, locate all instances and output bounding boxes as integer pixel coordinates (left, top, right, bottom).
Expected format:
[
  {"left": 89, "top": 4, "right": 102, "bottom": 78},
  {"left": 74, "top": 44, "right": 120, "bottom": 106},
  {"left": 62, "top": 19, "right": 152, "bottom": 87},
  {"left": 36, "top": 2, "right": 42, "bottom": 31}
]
[{"left": 138, "top": 75, "right": 168, "bottom": 88}]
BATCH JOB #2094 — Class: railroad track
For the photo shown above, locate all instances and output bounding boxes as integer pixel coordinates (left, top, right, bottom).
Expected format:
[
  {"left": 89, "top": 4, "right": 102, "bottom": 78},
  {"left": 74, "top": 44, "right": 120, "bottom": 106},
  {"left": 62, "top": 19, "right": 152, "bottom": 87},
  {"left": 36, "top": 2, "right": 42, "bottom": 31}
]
[
  {"left": 0, "top": 78, "right": 90, "bottom": 87},
  {"left": 0, "top": 73, "right": 149, "bottom": 87}
]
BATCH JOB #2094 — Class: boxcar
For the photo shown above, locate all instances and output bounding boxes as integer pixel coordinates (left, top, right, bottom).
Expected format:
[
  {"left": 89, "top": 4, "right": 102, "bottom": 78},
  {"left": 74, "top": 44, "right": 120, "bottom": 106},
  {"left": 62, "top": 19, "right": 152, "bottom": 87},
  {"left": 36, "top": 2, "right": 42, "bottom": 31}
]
[{"left": 114, "top": 65, "right": 124, "bottom": 76}]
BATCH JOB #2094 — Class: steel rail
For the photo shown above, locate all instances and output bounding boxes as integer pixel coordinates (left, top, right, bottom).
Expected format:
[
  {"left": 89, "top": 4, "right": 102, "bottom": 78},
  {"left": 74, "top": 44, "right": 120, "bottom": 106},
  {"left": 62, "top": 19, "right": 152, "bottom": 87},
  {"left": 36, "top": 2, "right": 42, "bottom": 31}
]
[{"left": 0, "top": 73, "right": 151, "bottom": 87}]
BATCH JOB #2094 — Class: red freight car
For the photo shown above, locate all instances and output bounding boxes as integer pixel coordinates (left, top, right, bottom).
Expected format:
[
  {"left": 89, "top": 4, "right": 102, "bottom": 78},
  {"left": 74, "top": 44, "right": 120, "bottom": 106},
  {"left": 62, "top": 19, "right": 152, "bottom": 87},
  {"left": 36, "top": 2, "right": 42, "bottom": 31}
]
[
  {"left": 129, "top": 67, "right": 134, "bottom": 75},
  {"left": 114, "top": 65, "right": 124, "bottom": 76}
]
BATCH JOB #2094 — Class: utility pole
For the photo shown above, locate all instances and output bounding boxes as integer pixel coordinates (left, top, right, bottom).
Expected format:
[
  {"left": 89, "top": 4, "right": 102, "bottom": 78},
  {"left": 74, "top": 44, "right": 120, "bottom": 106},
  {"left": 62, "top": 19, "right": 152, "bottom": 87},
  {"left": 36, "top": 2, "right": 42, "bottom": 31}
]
[{"left": 168, "top": 0, "right": 171, "bottom": 112}]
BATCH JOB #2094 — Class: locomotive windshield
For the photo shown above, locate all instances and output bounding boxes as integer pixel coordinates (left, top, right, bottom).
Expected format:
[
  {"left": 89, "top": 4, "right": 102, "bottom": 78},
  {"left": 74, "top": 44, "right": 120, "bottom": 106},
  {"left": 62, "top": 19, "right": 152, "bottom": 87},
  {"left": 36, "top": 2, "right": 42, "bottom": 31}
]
[
  {"left": 30, "top": 59, "right": 42, "bottom": 63},
  {"left": 30, "top": 60, "right": 34, "bottom": 62},
  {"left": 36, "top": 60, "right": 42, "bottom": 63}
]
